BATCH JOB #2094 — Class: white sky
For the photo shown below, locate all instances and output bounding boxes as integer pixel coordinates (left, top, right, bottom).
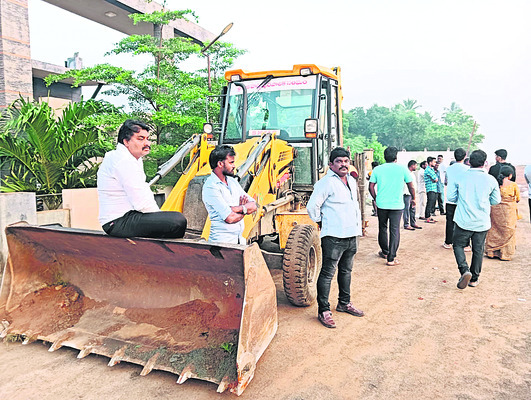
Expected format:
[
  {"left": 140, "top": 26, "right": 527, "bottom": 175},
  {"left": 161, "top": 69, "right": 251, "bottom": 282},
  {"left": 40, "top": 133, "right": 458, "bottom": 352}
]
[{"left": 28, "top": 0, "right": 531, "bottom": 165}]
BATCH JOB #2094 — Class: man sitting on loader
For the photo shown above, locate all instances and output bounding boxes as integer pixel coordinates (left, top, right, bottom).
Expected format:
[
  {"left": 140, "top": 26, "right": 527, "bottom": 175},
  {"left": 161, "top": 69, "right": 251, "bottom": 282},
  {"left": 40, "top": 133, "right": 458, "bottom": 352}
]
[
  {"left": 97, "top": 119, "right": 187, "bottom": 238},
  {"left": 202, "top": 144, "right": 257, "bottom": 244}
]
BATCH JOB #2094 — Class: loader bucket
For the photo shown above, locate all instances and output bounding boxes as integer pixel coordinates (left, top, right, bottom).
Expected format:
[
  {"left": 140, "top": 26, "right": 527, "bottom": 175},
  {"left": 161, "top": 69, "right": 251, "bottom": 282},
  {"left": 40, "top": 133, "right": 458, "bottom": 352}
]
[{"left": 0, "top": 224, "right": 277, "bottom": 395}]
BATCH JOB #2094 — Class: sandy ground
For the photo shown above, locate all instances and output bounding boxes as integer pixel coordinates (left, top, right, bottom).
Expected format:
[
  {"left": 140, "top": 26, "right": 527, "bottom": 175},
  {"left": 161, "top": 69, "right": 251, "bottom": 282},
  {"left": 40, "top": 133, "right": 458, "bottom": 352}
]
[{"left": 1, "top": 180, "right": 530, "bottom": 399}]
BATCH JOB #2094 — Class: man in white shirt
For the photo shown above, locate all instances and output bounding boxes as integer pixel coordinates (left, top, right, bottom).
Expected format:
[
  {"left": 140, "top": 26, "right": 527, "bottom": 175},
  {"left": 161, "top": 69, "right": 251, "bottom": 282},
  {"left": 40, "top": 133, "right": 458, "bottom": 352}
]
[
  {"left": 202, "top": 145, "right": 257, "bottom": 244},
  {"left": 403, "top": 160, "right": 422, "bottom": 230},
  {"left": 307, "top": 147, "right": 364, "bottom": 328},
  {"left": 98, "top": 120, "right": 187, "bottom": 238}
]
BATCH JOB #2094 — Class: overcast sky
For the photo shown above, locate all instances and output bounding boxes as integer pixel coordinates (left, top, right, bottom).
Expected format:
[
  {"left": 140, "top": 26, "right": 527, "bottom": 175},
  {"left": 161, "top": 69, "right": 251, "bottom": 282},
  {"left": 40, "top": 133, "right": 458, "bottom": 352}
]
[{"left": 28, "top": 0, "right": 531, "bottom": 165}]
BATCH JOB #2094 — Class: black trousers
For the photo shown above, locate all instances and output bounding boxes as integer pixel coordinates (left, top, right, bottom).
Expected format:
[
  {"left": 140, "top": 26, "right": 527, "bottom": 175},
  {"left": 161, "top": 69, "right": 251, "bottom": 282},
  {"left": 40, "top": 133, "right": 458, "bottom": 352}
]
[
  {"left": 444, "top": 203, "right": 457, "bottom": 245},
  {"left": 529, "top": 198, "right": 531, "bottom": 223},
  {"left": 403, "top": 194, "right": 416, "bottom": 227},
  {"left": 317, "top": 236, "right": 357, "bottom": 314},
  {"left": 425, "top": 191, "right": 437, "bottom": 218},
  {"left": 453, "top": 224, "right": 488, "bottom": 282},
  {"left": 377, "top": 208, "right": 403, "bottom": 262},
  {"left": 436, "top": 192, "right": 445, "bottom": 214},
  {"left": 102, "top": 210, "right": 187, "bottom": 239}
]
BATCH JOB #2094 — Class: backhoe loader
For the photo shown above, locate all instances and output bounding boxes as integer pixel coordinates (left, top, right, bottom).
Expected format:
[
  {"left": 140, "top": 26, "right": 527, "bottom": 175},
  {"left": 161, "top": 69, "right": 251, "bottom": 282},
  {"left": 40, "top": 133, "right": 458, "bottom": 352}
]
[{"left": 0, "top": 64, "right": 345, "bottom": 395}]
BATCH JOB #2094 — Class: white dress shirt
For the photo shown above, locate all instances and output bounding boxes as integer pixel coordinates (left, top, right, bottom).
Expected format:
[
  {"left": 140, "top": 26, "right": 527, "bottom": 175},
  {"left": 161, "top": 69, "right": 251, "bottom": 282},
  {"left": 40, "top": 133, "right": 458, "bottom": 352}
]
[
  {"left": 202, "top": 172, "right": 255, "bottom": 244},
  {"left": 307, "top": 169, "right": 362, "bottom": 238},
  {"left": 97, "top": 143, "right": 159, "bottom": 225}
]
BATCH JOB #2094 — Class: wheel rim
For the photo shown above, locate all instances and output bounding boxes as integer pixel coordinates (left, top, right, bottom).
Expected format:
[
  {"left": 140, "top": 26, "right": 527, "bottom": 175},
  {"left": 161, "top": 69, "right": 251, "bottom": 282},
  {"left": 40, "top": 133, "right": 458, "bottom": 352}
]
[{"left": 307, "top": 245, "right": 317, "bottom": 283}]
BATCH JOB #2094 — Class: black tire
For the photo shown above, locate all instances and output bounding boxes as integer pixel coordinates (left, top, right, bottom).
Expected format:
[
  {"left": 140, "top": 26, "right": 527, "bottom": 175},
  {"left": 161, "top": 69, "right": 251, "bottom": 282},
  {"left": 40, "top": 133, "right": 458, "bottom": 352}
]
[{"left": 282, "top": 224, "right": 322, "bottom": 307}]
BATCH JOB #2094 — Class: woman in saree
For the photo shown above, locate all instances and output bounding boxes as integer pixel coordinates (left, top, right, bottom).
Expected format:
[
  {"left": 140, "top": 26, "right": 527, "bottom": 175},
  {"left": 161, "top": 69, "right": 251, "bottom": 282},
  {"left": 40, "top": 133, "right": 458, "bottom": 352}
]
[{"left": 485, "top": 166, "right": 520, "bottom": 261}]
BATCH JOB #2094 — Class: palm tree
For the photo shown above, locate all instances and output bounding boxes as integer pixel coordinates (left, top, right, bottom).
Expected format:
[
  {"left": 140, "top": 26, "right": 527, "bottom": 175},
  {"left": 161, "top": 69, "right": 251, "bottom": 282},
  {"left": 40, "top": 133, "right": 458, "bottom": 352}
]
[
  {"left": 401, "top": 99, "right": 421, "bottom": 111},
  {"left": 0, "top": 97, "right": 116, "bottom": 209}
]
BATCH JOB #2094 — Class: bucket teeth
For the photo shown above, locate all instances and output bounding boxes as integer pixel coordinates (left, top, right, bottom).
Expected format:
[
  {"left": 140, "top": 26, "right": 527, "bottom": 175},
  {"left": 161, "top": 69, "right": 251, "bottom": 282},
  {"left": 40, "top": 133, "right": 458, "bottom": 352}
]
[
  {"left": 0, "top": 327, "right": 10, "bottom": 339},
  {"left": 77, "top": 346, "right": 93, "bottom": 359},
  {"left": 108, "top": 346, "right": 127, "bottom": 367},
  {"left": 49, "top": 339, "right": 64, "bottom": 351},
  {"left": 140, "top": 353, "right": 160, "bottom": 376},
  {"left": 176, "top": 365, "right": 193, "bottom": 384},
  {"left": 216, "top": 376, "right": 231, "bottom": 393},
  {"left": 22, "top": 334, "right": 37, "bottom": 345}
]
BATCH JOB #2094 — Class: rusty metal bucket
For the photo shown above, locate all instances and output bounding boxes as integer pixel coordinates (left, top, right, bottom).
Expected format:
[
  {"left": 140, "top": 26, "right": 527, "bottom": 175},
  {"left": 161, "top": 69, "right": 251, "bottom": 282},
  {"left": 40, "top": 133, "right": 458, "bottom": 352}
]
[{"left": 0, "top": 224, "right": 277, "bottom": 395}]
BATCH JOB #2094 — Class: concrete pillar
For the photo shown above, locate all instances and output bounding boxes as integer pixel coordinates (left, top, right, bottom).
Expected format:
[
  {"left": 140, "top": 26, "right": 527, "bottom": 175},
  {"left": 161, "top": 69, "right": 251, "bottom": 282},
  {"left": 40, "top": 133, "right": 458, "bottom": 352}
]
[
  {"left": 0, "top": 0, "right": 33, "bottom": 109},
  {"left": 0, "top": 192, "right": 37, "bottom": 269}
]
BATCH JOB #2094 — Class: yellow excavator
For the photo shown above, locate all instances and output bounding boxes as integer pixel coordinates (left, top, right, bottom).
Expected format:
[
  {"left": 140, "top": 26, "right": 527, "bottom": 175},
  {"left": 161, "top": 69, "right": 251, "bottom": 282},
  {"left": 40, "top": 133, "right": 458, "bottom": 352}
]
[{"left": 0, "top": 64, "right": 345, "bottom": 395}]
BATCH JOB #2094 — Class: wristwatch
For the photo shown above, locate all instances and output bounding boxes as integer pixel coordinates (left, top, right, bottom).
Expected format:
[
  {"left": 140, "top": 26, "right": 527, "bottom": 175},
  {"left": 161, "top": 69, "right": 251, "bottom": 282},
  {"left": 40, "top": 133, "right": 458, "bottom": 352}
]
[{"left": 241, "top": 205, "right": 248, "bottom": 215}]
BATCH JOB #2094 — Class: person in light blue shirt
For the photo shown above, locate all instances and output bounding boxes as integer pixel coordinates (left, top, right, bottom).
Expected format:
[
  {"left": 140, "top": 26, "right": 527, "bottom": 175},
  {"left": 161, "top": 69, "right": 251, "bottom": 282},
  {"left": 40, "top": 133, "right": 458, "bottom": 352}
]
[
  {"left": 202, "top": 145, "right": 257, "bottom": 244},
  {"left": 525, "top": 165, "right": 531, "bottom": 223},
  {"left": 369, "top": 146, "right": 415, "bottom": 266},
  {"left": 447, "top": 149, "right": 501, "bottom": 289},
  {"left": 443, "top": 148, "right": 469, "bottom": 248},
  {"left": 307, "top": 147, "right": 364, "bottom": 329}
]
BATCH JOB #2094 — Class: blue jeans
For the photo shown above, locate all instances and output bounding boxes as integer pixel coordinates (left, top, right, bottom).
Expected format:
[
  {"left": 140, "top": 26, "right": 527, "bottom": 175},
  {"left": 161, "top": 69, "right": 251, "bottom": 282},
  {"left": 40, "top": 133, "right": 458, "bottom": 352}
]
[
  {"left": 453, "top": 224, "right": 487, "bottom": 282},
  {"left": 317, "top": 236, "right": 357, "bottom": 313}
]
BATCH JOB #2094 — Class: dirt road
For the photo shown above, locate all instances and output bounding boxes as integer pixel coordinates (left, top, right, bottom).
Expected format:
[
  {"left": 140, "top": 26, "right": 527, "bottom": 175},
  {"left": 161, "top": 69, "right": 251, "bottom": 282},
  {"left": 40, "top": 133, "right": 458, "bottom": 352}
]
[{"left": 1, "top": 192, "right": 530, "bottom": 399}]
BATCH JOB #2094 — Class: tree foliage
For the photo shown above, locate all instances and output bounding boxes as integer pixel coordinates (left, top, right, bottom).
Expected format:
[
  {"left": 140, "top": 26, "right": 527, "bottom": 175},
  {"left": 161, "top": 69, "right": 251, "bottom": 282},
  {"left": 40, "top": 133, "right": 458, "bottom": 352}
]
[
  {"left": 45, "top": 2, "right": 245, "bottom": 148},
  {"left": 343, "top": 100, "right": 483, "bottom": 151},
  {"left": 0, "top": 97, "right": 117, "bottom": 209}
]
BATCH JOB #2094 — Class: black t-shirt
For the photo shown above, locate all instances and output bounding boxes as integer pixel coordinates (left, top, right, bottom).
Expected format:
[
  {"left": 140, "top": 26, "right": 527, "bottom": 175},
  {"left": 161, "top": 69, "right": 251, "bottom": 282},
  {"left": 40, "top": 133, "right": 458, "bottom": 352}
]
[{"left": 488, "top": 162, "right": 516, "bottom": 182}]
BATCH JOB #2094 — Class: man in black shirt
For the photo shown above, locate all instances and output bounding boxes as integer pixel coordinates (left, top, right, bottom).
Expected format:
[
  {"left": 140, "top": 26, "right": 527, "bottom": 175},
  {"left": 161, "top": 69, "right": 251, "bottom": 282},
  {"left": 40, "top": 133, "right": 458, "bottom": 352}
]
[{"left": 488, "top": 149, "right": 516, "bottom": 182}]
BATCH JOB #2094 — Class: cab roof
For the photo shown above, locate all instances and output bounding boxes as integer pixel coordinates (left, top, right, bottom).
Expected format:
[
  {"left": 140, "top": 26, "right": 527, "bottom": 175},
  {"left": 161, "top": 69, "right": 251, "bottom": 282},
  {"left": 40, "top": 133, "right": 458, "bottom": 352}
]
[{"left": 224, "top": 64, "right": 340, "bottom": 81}]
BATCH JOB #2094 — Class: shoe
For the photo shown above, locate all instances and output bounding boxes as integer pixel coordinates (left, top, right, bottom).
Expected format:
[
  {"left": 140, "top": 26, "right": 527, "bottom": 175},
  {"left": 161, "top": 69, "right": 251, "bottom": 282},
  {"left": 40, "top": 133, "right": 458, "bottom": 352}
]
[
  {"left": 464, "top": 246, "right": 472, "bottom": 252},
  {"left": 336, "top": 302, "right": 365, "bottom": 317},
  {"left": 378, "top": 250, "right": 387, "bottom": 259},
  {"left": 411, "top": 225, "right": 423, "bottom": 229},
  {"left": 318, "top": 311, "right": 336, "bottom": 328},
  {"left": 425, "top": 218, "right": 437, "bottom": 223},
  {"left": 457, "top": 271, "right": 472, "bottom": 289},
  {"left": 419, "top": 216, "right": 426, "bottom": 220},
  {"left": 442, "top": 243, "right": 452, "bottom": 249},
  {"left": 468, "top": 279, "right": 479, "bottom": 287},
  {"left": 404, "top": 226, "right": 415, "bottom": 230},
  {"left": 386, "top": 259, "right": 401, "bottom": 266}
]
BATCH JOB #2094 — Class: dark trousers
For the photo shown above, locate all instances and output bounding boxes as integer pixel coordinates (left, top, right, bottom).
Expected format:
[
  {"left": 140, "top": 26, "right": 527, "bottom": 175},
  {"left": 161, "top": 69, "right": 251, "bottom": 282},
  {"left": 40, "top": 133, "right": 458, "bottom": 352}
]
[
  {"left": 425, "top": 191, "right": 437, "bottom": 218},
  {"left": 317, "top": 236, "right": 357, "bottom": 314},
  {"left": 102, "top": 210, "right": 187, "bottom": 239},
  {"left": 403, "top": 194, "right": 416, "bottom": 227},
  {"left": 436, "top": 192, "right": 445, "bottom": 214},
  {"left": 453, "top": 224, "right": 488, "bottom": 282},
  {"left": 377, "top": 208, "right": 403, "bottom": 262},
  {"left": 444, "top": 203, "right": 457, "bottom": 245},
  {"left": 529, "top": 198, "right": 531, "bottom": 223}
]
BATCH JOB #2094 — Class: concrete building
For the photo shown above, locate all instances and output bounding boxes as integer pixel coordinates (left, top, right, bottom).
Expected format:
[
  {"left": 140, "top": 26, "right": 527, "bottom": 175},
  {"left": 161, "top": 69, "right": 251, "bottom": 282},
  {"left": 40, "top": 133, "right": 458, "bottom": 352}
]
[{"left": 0, "top": 0, "right": 214, "bottom": 109}]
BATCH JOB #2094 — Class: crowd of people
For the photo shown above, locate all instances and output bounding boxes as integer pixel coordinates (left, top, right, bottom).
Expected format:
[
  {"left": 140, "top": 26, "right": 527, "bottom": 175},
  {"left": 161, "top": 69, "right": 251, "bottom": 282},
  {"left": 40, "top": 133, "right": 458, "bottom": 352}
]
[
  {"left": 367, "top": 147, "right": 524, "bottom": 289},
  {"left": 95, "top": 120, "right": 528, "bottom": 329}
]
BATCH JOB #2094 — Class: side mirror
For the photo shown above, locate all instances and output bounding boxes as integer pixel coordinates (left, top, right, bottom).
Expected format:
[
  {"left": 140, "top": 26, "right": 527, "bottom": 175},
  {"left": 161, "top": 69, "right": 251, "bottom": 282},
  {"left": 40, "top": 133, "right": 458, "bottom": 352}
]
[{"left": 304, "top": 118, "right": 318, "bottom": 138}]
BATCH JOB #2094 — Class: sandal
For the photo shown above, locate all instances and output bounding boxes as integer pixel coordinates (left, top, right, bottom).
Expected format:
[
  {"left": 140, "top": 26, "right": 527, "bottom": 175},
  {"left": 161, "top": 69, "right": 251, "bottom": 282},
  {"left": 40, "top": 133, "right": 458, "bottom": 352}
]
[{"left": 386, "top": 259, "right": 400, "bottom": 266}]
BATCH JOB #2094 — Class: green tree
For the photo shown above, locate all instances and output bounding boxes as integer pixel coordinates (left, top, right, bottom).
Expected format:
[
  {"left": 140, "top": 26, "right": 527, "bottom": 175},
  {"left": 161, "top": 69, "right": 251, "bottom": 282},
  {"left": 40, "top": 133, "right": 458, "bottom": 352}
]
[
  {"left": 0, "top": 97, "right": 117, "bottom": 209},
  {"left": 45, "top": 3, "right": 245, "bottom": 148}
]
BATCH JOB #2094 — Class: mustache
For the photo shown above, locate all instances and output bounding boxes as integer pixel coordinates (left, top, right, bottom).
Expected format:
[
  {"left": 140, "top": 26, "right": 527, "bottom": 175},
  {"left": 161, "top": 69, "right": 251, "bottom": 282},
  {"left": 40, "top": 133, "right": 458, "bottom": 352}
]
[{"left": 142, "top": 145, "right": 151, "bottom": 151}]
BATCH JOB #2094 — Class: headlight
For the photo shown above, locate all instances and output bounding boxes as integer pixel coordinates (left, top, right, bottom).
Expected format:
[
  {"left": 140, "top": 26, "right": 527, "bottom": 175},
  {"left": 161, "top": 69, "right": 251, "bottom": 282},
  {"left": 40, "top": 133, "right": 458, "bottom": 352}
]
[
  {"left": 230, "top": 74, "right": 242, "bottom": 82},
  {"left": 304, "top": 118, "right": 318, "bottom": 138},
  {"left": 300, "top": 67, "right": 312, "bottom": 76},
  {"left": 203, "top": 123, "right": 213, "bottom": 134}
]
